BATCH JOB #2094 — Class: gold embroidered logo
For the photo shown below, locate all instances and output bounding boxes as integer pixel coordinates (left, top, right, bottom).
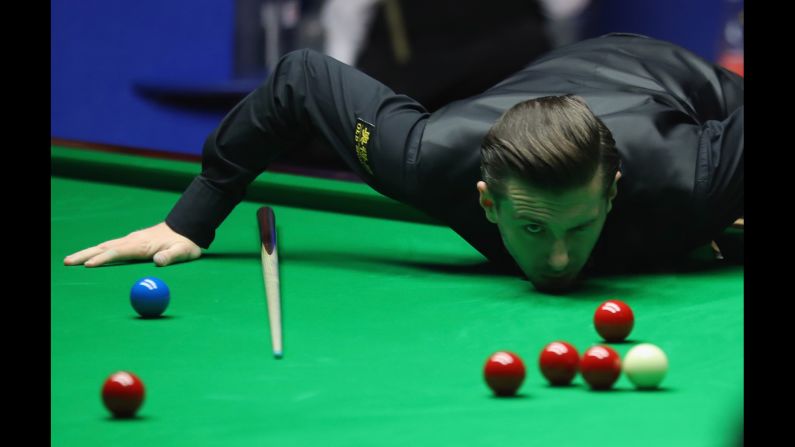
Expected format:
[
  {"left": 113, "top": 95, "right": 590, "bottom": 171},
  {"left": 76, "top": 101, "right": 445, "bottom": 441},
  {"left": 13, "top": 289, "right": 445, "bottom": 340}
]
[{"left": 354, "top": 118, "right": 374, "bottom": 175}]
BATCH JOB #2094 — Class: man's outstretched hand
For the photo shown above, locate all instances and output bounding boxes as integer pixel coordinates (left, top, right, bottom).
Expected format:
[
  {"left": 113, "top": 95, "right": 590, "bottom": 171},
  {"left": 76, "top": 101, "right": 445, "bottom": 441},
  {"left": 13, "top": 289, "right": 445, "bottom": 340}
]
[{"left": 64, "top": 222, "right": 201, "bottom": 267}]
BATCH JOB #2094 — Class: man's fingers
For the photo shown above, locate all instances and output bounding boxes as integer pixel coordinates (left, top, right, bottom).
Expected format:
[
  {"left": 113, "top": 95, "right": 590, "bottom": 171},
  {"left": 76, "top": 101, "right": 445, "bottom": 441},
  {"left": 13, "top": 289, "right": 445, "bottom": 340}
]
[
  {"left": 64, "top": 246, "right": 105, "bottom": 265},
  {"left": 84, "top": 249, "right": 122, "bottom": 268},
  {"left": 153, "top": 244, "right": 201, "bottom": 267},
  {"left": 64, "top": 235, "right": 131, "bottom": 266},
  {"left": 64, "top": 223, "right": 201, "bottom": 268}
]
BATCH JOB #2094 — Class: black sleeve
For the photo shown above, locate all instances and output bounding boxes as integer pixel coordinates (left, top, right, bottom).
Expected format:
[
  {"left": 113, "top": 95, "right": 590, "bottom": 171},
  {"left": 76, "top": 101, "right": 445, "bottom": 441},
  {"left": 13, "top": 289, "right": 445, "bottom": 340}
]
[
  {"left": 694, "top": 105, "right": 744, "bottom": 234},
  {"left": 165, "top": 49, "right": 429, "bottom": 248}
]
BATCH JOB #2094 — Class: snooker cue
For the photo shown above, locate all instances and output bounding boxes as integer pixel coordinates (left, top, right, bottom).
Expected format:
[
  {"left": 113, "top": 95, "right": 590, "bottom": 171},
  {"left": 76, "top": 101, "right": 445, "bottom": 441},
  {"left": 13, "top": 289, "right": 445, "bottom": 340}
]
[{"left": 257, "top": 206, "right": 283, "bottom": 359}]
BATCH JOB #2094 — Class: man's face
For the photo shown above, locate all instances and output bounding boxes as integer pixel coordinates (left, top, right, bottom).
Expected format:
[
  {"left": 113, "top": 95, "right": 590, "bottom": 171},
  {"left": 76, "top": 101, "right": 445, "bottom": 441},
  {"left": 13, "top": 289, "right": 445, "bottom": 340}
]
[{"left": 478, "top": 172, "right": 619, "bottom": 293}]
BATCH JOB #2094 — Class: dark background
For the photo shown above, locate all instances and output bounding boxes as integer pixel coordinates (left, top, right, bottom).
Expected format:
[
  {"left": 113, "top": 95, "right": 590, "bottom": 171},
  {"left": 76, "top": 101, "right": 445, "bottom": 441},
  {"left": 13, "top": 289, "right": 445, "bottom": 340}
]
[{"left": 51, "top": 0, "right": 743, "bottom": 165}]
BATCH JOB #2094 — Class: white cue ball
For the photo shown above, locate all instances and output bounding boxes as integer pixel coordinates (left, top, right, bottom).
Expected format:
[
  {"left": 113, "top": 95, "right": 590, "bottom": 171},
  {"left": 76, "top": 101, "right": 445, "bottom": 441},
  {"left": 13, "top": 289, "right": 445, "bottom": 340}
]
[{"left": 623, "top": 343, "right": 668, "bottom": 389}]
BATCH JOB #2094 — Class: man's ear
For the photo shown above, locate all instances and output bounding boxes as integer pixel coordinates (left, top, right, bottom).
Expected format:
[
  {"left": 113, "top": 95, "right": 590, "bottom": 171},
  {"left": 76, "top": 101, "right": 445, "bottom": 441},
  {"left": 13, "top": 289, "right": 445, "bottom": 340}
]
[
  {"left": 606, "top": 171, "right": 621, "bottom": 213},
  {"left": 477, "top": 181, "right": 499, "bottom": 223}
]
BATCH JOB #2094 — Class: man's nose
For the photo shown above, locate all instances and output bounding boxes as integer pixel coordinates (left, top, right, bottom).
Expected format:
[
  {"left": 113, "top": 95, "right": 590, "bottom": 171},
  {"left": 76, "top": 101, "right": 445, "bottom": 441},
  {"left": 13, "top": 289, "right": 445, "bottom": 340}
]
[{"left": 547, "top": 240, "right": 570, "bottom": 272}]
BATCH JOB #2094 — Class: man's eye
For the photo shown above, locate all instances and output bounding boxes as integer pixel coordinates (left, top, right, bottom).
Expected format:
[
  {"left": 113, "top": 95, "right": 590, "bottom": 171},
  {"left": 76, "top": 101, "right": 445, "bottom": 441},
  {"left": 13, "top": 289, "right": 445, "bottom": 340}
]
[{"left": 525, "top": 224, "right": 543, "bottom": 234}]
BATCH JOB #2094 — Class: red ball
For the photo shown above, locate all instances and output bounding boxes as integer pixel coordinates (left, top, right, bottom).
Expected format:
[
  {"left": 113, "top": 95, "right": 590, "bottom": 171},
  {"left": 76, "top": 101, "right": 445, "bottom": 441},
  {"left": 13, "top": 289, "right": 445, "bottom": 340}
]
[
  {"left": 539, "top": 341, "right": 580, "bottom": 386},
  {"left": 594, "top": 299, "right": 634, "bottom": 342},
  {"left": 102, "top": 371, "right": 145, "bottom": 418},
  {"left": 483, "top": 351, "right": 526, "bottom": 396},
  {"left": 580, "top": 345, "right": 622, "bottom": 390}
]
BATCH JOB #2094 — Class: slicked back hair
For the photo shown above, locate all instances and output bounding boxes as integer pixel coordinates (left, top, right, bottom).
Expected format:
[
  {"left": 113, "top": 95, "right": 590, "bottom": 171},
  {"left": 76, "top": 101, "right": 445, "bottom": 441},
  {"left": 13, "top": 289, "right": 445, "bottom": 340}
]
[{"left": 480, "top": 95, "right": 620, "bottom": 203}]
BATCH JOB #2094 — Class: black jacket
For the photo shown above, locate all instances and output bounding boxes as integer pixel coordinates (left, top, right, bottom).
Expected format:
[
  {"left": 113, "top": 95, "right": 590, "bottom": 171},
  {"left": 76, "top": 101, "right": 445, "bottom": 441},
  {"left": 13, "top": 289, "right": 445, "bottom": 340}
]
[{"left": 167, "top": 33, "right": 743, "bottom": 274}]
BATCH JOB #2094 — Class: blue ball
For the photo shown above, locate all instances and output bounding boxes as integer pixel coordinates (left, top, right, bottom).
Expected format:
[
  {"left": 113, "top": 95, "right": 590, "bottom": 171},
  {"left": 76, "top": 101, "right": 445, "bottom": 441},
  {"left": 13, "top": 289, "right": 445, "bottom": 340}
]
[{"left": 130, "top": 277, "right": 170, "bottom": 318}]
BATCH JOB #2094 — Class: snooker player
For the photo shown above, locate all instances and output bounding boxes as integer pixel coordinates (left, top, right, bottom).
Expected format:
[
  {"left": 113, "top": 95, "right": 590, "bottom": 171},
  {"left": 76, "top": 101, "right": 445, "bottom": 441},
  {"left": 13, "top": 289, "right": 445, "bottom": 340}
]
[{"left": 64, "top": 33, "right": 744, "bottom": 293}]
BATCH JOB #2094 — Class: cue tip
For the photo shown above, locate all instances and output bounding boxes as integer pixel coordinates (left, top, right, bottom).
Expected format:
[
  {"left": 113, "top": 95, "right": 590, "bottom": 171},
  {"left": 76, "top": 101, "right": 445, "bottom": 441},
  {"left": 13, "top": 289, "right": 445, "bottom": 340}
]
[{"left": 273, "top": 351, "right": 283, "bottom": 359}]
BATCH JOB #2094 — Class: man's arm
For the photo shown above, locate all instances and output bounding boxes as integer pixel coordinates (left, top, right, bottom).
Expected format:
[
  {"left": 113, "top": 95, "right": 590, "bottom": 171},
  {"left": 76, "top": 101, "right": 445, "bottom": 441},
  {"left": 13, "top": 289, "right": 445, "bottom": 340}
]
[{"left": 65, "top": 49, "right": 429, "bottom": 267}]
